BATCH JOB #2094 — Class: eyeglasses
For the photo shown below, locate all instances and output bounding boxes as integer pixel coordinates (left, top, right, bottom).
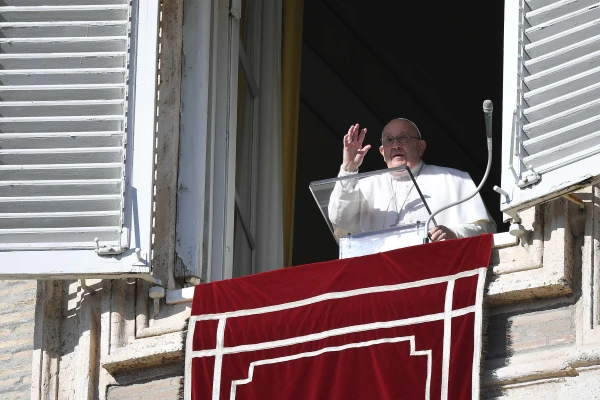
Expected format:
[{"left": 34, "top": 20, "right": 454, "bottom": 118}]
[{"left": 380, "top": 134, "right": 420, "bottom": 147}]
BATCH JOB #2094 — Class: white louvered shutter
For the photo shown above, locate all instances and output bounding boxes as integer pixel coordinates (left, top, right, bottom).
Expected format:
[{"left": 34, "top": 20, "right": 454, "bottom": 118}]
[
  {"left": 500, "top": 0, "right": 600, "bottom": 216},
  {"left": 0, "top": 0, "right": 159, "bottom": 278}
]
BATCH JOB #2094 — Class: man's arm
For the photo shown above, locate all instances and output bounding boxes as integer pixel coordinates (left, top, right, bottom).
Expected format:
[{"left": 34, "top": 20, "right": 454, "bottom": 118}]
[
  {"left": 327, "top": 124, "right": 372, "bottom": 235},
  {"left": 450, "top": 219, "right": 497, "bottom": 238},
  {"left": 428, "top": 168, "right": 497, "bottom": 241},
  {"left": 340, "top": 123, "right": 371, "bottom": 173},
  {"left": 428, "top": 219, "right": 496, "bottom": 241},
  {"left": 328, "top": 168, "right": 362, "bottom": 234}
]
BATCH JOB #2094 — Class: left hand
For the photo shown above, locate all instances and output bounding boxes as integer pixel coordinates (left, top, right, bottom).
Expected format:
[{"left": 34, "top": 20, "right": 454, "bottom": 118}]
[{"left": 429, "top": 225, "right": 457, "bottom": 242}]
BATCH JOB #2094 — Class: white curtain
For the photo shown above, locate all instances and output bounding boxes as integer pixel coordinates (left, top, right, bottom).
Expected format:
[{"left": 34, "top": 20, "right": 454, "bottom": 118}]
[{"left": 255, "top": 0, "right": 284, "bottom": 272}]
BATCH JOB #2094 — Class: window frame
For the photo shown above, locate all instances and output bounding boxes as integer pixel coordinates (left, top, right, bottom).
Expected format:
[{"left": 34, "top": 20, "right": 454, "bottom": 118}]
[
  {"left": 205, "top": 0, "right": 263, "bottom": 282},
  {"left": 166, "top": 0, "right": 580, "bottom": 307},
  {"left": 208, "top": 0, "right": 241, "bottom": 282},
  {"left": 232, "top": 0, "right": 262, "bottom": 278}
]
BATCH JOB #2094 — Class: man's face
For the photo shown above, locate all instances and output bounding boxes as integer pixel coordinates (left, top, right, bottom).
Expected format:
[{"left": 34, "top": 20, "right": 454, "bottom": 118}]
[{"left": 379, "top": 119, "right": 426, "bottom": 170}]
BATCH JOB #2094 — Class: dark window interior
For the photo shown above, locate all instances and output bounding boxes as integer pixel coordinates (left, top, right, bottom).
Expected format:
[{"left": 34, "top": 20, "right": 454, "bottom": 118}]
[{"left": 293, "top": 0, "right": 506, "bottom": 265}]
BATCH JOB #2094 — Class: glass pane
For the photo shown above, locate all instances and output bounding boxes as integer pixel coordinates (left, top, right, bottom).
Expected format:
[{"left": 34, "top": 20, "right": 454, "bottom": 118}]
[
  {"left": 232, "top": 62, "right": 255, "bottom": 277},
  {"left": 235, "top": 63, "right": 254, "bottom": 222},
  {"left": 239, "top": 0, "right": 257, "bottom": 66},
  {"left": 309, "top": 166, "right": 429, "bottom": 240},
  {"left": 233, "top": 209, "right": 253, "bottom": 278}
]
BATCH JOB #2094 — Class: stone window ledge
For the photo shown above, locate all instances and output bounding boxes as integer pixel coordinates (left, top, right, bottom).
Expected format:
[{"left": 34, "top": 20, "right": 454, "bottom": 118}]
[{"left": 165, "top": 197, "right": 582, "bottom": 307}]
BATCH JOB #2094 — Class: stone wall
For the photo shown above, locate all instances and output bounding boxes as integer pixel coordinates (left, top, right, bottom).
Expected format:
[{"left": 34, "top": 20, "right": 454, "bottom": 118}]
[
  {"left": 107, "top": 377, "right": 182, "bottom": 400},
  {"left": 487, "top": 304, "right": 576, "bottom": 360},
  {"left": 0, "top": 280, "right": 37, "bottom": 400}
]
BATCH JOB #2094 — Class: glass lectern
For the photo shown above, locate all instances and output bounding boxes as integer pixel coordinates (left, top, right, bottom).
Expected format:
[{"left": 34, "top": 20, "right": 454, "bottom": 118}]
[{"left": 309, "top": 166, "right": 435, "bottom": 259}]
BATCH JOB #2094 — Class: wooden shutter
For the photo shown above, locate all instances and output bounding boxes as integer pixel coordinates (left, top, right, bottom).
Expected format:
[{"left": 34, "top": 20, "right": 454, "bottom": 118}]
[
  {"left": 501, "top": 0, "right": 600, "bottom": 216},
  {"left": 0, "top": 0, "right": 159, "bottom": 278}
]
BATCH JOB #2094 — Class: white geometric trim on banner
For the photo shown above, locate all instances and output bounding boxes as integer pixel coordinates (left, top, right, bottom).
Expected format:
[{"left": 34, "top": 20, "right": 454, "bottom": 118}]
[
  {"left": 229, "top": 336, "right": 433, "bottom": 400},
  {"left": 192, "top": 269, "right": 480, "bottom": 322}
]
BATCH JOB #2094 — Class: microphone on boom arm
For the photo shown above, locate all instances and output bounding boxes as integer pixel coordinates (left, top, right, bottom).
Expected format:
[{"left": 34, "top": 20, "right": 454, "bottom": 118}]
[
  {"left": 423, "top": 100, "right": 494, "bottom": 244},
  {"left": 483, "top": 99, "right": 493, "bottom": 139}
]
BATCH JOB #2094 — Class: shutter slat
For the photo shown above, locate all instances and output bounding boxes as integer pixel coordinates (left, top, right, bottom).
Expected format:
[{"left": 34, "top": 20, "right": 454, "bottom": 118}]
[
  {"left": 525, "top": 18, "right": 600, "bottom": 58},
  {"left": 524, "top": 34, "right": 600, "bottom": 74},
  {"left": 0, "top": 164, "right": 122, "bottom": 180},
  {"left": 0, "top": 195, "right": 121, "bottom": 213},
  {"left": 0, "top": 22, "right": 127, "bottom": 38},
  {"left": 0, "top": 118, "right": 123, "bottom": 133},
  {"left": 0, "top": 6, "right": 128, "bottom": 23},
  {"left": 0, "top": 228, "right": 120, "bottom": 244},
  {"left": 0, "top": 148, "right": 122, "bottom": 164},
  {"left": 0, "top": 69, "right": 127, "bottom": 85},
  {"left": 0, "top": 100, "right": 124, "bottom": 117},
  {"left": 524, "top": 82, "right": 600, "bottom": 121},
  {"left": 1, "top": 0, "right": 127, "bottom": 7},
  {"left": 0, "top": 37, "right": 128, "bottom": 53},
  {"left": 522, "top": 114, "right": 600, "bottom": 152},
  {"left": 523, "top": 131, "right": 600, "bottom": 168},
  {"left": 523, "top": 98, "right": 600, "bottom": 137},
  {"left": 522, "top": 140, "right": 600, "bottom": 175},
  {"left": 0, "top": 54, "right": 126, "bottom": 70},
  {"left": 526, "top": 0, "right": 564, "bottom": 11},
  {"left": 524, "top": 50, "right": 600, "bottom": 89},
  {"left": 525, "top": 2, "right": 600, "bottom": 42},
  {"left": 0, "top": 132, "right": 122, "bottom": 149},
  {"left": 0, "top": 180, "right": 121, "bottom": 197},
  {"left": 524, "top": 65, "right": 600, "bottom": 105},
  {"left": 0, "top": 212, "right": 120, "bottom": 229},
  {"left": 0, "top": 242, "right": 104, "bottom": 251},
  {"left": 526, "top": 0, "right": 598, "bottom": 25},
  {"left": 0, "top": 85, "right": 125, "bottom": 101}
]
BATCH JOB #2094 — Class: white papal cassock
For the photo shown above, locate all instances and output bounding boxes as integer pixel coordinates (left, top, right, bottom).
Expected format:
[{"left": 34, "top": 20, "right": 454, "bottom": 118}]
[{"left": 328, "top": 161, "right": 496, "bottom": 238}]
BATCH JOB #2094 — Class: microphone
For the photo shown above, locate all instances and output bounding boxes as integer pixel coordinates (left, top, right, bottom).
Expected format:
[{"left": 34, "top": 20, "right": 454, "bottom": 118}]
[
  {"left": 483, "top": 100, "right": 493, "bottom": 139},
  {"left": 423, "top": 100, "right": 494, "bottom": 243}
]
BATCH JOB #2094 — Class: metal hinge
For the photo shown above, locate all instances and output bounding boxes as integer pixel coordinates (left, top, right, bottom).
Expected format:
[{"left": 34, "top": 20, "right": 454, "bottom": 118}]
[
  {"left": 94, "top": 238, "right": 124, "bottom": 255},
  {"left": 517, "top": 168, "right": 540, "bottom": 188}
]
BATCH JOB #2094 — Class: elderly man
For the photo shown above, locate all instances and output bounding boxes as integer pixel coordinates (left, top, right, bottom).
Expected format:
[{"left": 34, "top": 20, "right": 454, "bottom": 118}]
[{"left": 328, "top": 119, "right": 496, "bottom": 242}]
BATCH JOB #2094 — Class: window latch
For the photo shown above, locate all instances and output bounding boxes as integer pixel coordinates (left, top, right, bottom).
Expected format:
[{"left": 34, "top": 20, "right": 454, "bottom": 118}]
[
  {"left": 517, "top": 168, "right": 540, "bottom": 188},
  {"left": 493, "top": 185, "right": 511, "bottom": 204},
  {"left": 94, "top": 238, "right": 124, "bottom": 255}
]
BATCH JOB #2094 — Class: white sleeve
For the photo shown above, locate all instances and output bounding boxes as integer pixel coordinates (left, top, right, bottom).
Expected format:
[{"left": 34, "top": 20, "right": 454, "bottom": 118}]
[
  {"left": 451, "top": 220, "right": 497, "bottom": 239},
  {"left": 327, "top": 166, "right": 362, "bottom": 234}
]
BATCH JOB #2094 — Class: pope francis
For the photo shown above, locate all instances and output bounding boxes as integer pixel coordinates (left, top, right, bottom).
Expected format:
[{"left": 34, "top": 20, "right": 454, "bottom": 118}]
[{"left": 328, "top": 119, "right": 496, "bottom": 242}]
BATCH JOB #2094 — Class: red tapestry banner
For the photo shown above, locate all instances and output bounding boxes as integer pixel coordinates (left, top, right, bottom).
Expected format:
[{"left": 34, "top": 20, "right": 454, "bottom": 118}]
[{"left": 185, "top": 234, "right": 493, "bottom": 400}]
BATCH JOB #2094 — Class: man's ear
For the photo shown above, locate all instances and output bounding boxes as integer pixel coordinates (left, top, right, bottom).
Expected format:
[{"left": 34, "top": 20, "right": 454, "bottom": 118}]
[
  {"left": 418, "top": 140, "right": 427, "bottom": 157},
  {"left": 379, "top": 145, "right": 385, "bottom": 159}
]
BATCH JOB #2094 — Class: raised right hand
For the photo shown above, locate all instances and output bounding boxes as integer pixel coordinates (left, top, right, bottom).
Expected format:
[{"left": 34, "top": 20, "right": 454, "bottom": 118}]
[{"left": 342, "top": 124, "right": 371, "bottom": 172}]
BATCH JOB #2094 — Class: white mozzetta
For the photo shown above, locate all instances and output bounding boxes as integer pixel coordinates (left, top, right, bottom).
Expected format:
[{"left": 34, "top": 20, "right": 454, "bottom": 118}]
[
  {"left": 501, "top": 0, "right": 600, "bottom": 216},
  {"left": 0, "top": 0, "right": 160, "bottom": 277}
]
